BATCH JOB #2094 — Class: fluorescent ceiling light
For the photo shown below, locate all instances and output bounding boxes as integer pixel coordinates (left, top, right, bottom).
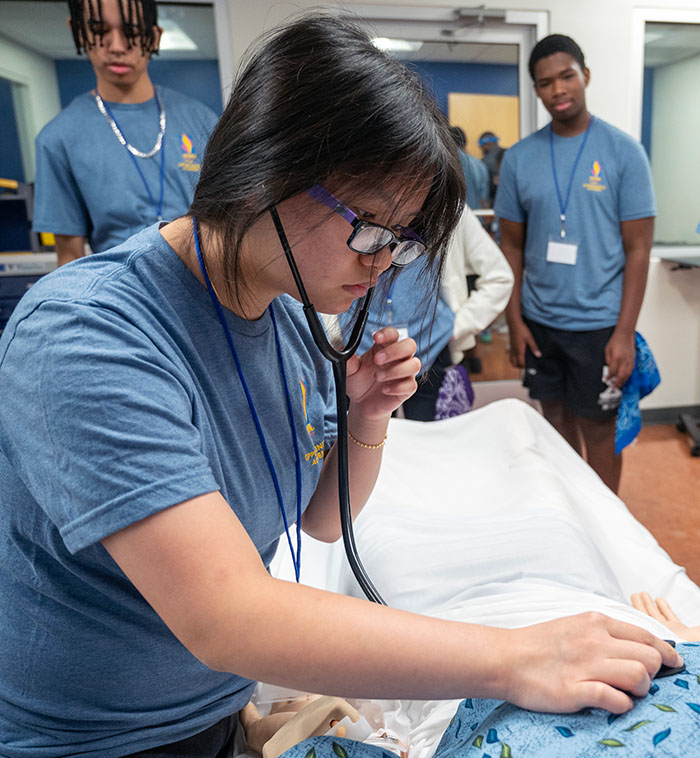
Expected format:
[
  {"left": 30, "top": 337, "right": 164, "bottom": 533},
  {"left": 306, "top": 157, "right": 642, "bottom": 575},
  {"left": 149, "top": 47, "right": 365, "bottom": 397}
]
[
  {"left": 371, "top": 37, "right": 423, "bottom": 53},
  {"left": 159, "top": 20, "right": 197, "bottom": 52}
]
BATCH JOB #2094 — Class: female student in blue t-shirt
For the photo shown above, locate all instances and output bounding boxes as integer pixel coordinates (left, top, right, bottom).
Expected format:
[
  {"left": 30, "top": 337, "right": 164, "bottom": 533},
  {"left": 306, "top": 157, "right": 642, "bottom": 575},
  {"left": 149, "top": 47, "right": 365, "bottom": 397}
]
[{"left": 0, "top": 12, "right": 682, "bottom": 758}]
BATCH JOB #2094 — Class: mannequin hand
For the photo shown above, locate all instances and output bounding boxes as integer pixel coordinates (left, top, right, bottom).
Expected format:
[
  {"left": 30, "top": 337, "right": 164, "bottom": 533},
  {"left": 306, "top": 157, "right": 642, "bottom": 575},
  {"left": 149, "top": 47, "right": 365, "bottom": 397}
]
[
  {"left": 631, "top": 592, "right": 700, "bottom": 641},
  {"left": 345, "top": 327, "right": 421, "bottom": 421},
  {"left": 508, "top": 319, "right": 541, "bottom": 368},
  {"left": 605, "top": 330, "right": 635, "bottom": 388},
  {"left": 504, "top": 612, "right": 683, "bottom": 714}
]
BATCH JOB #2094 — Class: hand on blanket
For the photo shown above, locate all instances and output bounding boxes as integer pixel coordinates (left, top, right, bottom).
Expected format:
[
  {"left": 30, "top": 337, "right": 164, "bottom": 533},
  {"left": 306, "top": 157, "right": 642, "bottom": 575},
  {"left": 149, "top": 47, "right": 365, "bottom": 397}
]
[
  {"left": 631, "top": 592, "right": 700, "bottom": 641},
  {"left": 345, "top": 327, "right": 421, "bottom": 420},
  {"left": 505, "top": 612, "right": 684, "bottom": 714}
]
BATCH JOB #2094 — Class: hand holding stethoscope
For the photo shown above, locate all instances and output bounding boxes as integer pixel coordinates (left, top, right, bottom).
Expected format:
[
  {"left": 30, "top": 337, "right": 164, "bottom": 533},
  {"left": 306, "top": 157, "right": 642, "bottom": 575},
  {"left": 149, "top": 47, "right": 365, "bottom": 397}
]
[{"left": 345, "top": 326, "right": 420, "bottom": 421}]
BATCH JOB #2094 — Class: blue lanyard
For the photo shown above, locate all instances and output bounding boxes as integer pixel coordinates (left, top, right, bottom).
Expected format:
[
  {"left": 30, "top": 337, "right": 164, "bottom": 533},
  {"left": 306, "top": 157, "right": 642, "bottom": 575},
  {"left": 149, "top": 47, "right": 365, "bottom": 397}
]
[
  {"left": 101, "top": 92, "right": 166, "bottom": 222},
  {"left": 386, "top": 280, "right": 396, "bottom": 324},
  {"left": 549, "top": 115, "right": 594, "bottom": 239},
  {"left": 191, "top": 217, "right": 303, "bottom": 580}
]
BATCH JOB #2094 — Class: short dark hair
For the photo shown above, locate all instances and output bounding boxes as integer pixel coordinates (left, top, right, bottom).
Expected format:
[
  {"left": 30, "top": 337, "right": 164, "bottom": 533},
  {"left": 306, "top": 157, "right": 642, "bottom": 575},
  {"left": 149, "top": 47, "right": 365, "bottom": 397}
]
[
  {"left": 68, "top": 0, "right": 159, "bottom": 56},
  {"left": 528, "top": 34, "right": 585, "bottom": 81},
  {"left": 191, "top": 11, "right": 465, "bottom": 311}
]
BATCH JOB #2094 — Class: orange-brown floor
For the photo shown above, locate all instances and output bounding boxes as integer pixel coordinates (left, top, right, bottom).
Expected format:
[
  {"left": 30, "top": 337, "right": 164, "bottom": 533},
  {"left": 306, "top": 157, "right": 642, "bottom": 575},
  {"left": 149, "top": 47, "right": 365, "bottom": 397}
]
[
  {"left": 620, "top": 424, "right": 700, "bottom": 586},
  {"left": 471, "top": 331, "right": 520, "bottom": 383}
]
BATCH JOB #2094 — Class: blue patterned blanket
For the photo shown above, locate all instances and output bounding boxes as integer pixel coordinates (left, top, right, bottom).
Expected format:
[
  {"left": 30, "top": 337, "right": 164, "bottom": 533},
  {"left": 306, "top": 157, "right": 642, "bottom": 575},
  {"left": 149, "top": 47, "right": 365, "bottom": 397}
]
[{"left": 280, "top": 643, "right": 700, "bottom": 758}]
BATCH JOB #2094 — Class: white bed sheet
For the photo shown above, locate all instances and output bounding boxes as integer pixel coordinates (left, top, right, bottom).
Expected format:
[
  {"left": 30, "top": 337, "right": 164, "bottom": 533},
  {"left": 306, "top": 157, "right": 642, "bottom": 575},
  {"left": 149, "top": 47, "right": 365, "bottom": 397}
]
[{"left": 265, "top": 399, "right": 700, "bottom": 758}]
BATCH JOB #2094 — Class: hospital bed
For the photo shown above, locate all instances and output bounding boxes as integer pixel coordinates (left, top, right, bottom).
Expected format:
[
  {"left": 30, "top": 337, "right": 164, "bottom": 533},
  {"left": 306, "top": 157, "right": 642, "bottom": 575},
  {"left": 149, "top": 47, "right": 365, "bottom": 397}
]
[{"left": 263, "top": 398, "right": 700, "bottom": 758}]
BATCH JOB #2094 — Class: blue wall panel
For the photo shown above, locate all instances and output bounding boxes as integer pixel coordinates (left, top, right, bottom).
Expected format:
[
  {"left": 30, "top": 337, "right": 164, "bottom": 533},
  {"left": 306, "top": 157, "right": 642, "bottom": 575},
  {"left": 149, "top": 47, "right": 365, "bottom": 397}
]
[
  {"left": 54, "top": 58, "right": 517, "bottom": 136},
  {"left": 55, "top": 58, "right": 222, "bottom": 115},
  {"left": 407, "top": 61, "right": 519, "bottom": 115},
  {"left": 0, "top": 78, "right": 25, "bottom": 183}
]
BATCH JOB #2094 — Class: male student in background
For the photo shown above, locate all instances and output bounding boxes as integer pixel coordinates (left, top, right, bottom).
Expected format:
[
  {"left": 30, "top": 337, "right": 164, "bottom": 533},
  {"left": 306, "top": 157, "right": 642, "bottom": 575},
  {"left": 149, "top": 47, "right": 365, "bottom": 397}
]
[
  {"left": 34, "top": 0, "right": 218, "bottom": 265},
  {"left": 478, "top": 131, "right": 505, "bottom": 206},
  {"left": 495, "top": 34, "right": 655, "bottom": 493},
  {"left": 450, "top": 126, "right": 489, "bottom": 212}
]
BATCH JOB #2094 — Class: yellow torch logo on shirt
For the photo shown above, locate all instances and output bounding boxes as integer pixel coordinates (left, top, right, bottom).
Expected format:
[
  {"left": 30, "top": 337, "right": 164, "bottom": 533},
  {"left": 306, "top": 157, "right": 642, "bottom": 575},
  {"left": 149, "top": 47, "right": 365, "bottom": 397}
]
[
  {"left": 300, "top": 379, "right": 315, "bottom": 435},
  {"left": 178, "top": 132, "right": 202, "bottom": 172},
  {"left": 582, "top": 159, "right": 607, "bottom": 192},
  {"left": 300, "top": 379, "right": 325, "bottom": 466}
]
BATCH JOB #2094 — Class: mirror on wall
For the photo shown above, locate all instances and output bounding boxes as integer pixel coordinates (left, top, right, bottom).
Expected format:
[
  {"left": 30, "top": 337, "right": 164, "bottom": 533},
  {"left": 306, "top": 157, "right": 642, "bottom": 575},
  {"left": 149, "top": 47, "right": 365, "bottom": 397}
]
[{"left": 643, "top": 21, "right": 700, "bottom": 247}]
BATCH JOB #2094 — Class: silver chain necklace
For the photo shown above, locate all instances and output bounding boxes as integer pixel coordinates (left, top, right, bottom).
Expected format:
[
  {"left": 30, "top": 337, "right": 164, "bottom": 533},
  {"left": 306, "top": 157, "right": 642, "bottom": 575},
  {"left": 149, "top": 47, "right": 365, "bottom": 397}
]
[{"left": 94, "top": 87, "right": 166, "bottom": 159}]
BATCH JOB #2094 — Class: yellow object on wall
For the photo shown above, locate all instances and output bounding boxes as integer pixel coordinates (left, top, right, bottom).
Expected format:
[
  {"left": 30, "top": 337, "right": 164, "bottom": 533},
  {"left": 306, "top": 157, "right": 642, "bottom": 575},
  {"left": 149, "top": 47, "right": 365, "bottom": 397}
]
[{"left": 448, "top": 93, "right": 520, "bottom": 157}]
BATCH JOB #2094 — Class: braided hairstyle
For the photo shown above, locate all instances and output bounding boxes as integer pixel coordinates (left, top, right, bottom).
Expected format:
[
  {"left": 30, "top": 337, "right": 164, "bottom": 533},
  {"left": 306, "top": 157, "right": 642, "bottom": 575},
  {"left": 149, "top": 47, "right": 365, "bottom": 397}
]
[{"left": 68, "top": 0, "right": 159, "bottom": 56}]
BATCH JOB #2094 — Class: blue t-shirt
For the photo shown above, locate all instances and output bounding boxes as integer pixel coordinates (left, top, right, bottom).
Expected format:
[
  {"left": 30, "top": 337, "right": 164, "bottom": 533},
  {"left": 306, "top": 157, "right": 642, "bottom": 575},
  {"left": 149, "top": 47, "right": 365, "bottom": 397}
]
[
  {"left": 0, "top": 225, "right": 336, "bottom": 757},
  {"left": 494, "top": 117, "right": 655, "bottom": 330},
  {"left": 459, "top": 152, "right": 489, "bottom": 210},
  {"left": 33, "top": 87, "right": 218, "bottom": 253},
  {"left": 340, "top": 261, "right": 453, "bottom": 373}
]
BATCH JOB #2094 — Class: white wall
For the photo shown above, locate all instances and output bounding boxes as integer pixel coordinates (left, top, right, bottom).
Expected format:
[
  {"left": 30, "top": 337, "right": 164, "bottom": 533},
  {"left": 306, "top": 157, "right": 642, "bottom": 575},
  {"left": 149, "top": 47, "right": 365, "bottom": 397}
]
[
  {"left": 636, "top": 260, "right": 700, "bottom": 409},
  {"left": 0, "top": 34, "right": 60, "bottom": 182},
  {"left": 223, "top": 0, "right": 700, "bottom": 124},
  {"left": 223, "top": 0, "right": 700, "bottom": 409}
]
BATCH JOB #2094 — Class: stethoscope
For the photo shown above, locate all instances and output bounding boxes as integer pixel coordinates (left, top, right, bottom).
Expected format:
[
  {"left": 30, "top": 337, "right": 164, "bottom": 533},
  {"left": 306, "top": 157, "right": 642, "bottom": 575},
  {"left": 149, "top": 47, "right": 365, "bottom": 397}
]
[{"left": 270, "top": 208, "right": 387, "bottom": 605}]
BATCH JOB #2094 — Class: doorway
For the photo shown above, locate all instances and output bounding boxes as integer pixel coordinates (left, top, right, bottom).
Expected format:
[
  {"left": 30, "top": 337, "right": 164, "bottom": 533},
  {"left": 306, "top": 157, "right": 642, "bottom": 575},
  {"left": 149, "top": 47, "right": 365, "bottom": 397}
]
[{"left": 350, "top": 5, "right": 548, "bottom": 391}]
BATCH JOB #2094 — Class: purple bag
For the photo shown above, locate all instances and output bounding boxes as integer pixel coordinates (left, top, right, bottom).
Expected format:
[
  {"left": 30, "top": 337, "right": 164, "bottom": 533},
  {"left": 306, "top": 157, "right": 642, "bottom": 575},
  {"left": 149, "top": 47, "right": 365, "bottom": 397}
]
[{"left": 434, "top": 364, "right": 474, "bottom": 420}]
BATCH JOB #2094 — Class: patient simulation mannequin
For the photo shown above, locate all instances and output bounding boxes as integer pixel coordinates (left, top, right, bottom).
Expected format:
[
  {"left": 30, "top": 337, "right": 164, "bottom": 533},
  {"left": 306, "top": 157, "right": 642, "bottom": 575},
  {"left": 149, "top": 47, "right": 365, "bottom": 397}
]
[
  {"left": 241, "top": 695, "right": 362, "bottom": 758},
  {"left": 632, "top": 592, "right": 700, "bottom": 640},
  {"left": 260, "top": 402, "right": 700, "bottom": 758},
  {"left": 327, "top": 465, "right": 700, "bottom": 645}
]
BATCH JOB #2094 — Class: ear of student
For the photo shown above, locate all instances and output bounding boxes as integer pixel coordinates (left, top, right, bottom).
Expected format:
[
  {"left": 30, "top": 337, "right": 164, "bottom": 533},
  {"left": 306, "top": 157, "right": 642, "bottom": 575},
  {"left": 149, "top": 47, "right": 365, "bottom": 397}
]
[{"left": 152, "top": 24, "right": 163, "bottom": 55}]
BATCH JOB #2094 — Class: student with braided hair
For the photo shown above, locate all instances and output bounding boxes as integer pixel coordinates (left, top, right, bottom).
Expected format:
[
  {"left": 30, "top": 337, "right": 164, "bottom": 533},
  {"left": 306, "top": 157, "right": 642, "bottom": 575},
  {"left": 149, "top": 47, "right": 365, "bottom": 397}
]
[{"left": 33, "top": 0, "right": 217, "bottom": 265}]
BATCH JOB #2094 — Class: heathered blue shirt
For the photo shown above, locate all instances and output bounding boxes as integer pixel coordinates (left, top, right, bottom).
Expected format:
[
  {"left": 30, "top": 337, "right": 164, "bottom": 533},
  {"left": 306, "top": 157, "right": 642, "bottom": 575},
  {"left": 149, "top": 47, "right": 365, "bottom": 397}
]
[
  {"left": 0, "top": 225, "right": 336, "bottom": 757},
  {"left": 494, "top": 117, "right": 655, "bottom": 330},
  {"left": 33, "top": 87, "right": 218, "bottom": 252},
  {"left": 340, "top": 260, "right": 454, "bottom": 373},
  {"left": 459, "top": 152, "right": 489, "bottom": 210}
]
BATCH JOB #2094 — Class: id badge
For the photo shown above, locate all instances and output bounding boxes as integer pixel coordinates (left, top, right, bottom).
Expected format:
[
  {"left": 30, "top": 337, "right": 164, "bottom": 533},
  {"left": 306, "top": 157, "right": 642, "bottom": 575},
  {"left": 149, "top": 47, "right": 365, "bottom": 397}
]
[
  {"left": 546, "top": 237, "right": 578, "bottom": 265},
  {"left": 373, "top": 322, "right": 409, "bottom": 341},
  {"left": 392, "top": 322, "right": 409, "bottom": 341}
]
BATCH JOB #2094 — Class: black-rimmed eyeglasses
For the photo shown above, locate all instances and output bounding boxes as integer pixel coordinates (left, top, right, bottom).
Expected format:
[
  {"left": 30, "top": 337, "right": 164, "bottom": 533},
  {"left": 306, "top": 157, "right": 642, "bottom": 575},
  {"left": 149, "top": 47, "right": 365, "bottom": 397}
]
[{"left": 307, "top": 184, "right": 425, "bottom": 267}]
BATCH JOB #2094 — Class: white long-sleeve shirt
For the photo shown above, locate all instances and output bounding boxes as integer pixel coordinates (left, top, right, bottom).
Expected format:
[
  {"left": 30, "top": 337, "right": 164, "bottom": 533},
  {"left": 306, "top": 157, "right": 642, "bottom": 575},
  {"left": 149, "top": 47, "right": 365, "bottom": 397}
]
[{"left": 441, "top": 206, "right": 514, "bottom": 364}]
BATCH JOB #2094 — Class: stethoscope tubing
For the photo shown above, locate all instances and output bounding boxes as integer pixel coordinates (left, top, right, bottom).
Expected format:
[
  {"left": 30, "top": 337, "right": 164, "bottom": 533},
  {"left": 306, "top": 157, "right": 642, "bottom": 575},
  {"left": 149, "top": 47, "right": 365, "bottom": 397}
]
[{"left": 270, "top": 207, "right": 387, "bottom": 605}]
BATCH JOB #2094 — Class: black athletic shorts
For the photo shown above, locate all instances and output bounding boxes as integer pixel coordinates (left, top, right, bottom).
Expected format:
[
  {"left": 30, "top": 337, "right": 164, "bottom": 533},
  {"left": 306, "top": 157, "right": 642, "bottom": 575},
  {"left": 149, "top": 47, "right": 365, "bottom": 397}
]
[
  {"left": 122, "top": 712, "right": 238, "bottom": 757},
  {"left": 522, "top": 317, "right": 620, "bottom": 420}
]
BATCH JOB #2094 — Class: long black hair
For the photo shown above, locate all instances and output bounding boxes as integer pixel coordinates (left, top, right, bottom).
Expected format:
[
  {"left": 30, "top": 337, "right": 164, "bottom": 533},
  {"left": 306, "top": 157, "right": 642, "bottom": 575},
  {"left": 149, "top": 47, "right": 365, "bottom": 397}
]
[
  {"left": 190, "top": 11, "right": 465, "bottom": 310},
  {"left": 68, "top": 0, "right": 159, "bottom": 55}
]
